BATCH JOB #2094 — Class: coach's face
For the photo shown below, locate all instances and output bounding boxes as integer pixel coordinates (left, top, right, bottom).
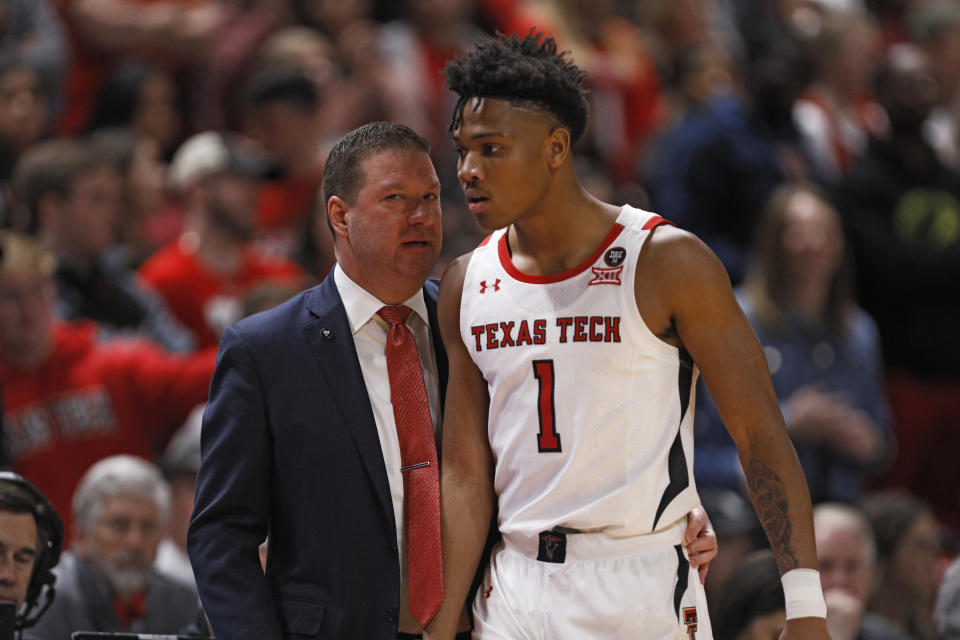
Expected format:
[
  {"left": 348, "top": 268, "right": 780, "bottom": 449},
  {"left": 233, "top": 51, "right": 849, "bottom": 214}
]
[
  {"left": 329, "top": 148, "right": 442, "bottom": 303},
  {"left": 0, "top": 510, "right": 38, "bottom": 611}
]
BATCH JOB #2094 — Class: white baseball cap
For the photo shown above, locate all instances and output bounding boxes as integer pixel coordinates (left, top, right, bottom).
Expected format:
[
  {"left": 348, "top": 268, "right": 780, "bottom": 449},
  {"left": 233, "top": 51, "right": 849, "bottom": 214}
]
[{"left": 168, "top": 131, "right": 271, "bottom": 193}]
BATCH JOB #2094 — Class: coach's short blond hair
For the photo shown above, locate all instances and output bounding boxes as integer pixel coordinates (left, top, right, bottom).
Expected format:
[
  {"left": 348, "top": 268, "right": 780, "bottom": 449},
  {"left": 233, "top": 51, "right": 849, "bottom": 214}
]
[{"left": 0, "top": 231, "right": 56, "bottom": 278}]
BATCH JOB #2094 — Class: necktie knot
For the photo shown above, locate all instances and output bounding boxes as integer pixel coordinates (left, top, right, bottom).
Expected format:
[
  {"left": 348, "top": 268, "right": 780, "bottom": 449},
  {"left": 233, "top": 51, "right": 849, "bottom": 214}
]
[{"left": 378, "top": 304, "right": 412, "bottom": 327}]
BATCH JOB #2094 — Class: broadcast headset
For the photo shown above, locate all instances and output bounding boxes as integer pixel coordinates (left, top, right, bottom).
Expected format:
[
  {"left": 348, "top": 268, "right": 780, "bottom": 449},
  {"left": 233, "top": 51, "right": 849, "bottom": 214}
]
[{"left": 0, "top": 471, "right": 64, "bottom": 631}]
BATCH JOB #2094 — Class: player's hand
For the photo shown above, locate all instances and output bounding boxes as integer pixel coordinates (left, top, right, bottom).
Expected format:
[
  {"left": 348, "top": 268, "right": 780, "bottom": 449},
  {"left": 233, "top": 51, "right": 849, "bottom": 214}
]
[
  {"left": 779, "top": 616, "right": 831, "bottom": 639},
  {"left": 684, "top": 506, "right": 718, "bottom": 584}
]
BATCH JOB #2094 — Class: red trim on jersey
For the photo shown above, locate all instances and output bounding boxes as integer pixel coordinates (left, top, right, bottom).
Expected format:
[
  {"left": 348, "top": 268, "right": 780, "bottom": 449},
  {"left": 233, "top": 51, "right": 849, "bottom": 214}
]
[
  {"left": 641, "top": 215, "right": 673, "bottom": 230},
  {"left": 498, "top": 223, "right": 626, "bottom": 284},
  {"left": 478, "top": 234, "right": 494, "bottom": 248}
]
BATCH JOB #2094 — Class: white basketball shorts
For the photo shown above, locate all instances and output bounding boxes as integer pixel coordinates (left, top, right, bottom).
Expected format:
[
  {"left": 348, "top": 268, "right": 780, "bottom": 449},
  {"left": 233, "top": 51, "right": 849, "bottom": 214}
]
[{"left": 472, "top": 518, "right": 713, "bottom": 640}]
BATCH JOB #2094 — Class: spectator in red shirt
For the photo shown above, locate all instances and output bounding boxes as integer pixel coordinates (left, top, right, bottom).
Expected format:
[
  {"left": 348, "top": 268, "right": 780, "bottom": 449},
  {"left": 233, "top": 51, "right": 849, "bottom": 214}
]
[
  {"left": 139, "top": 131, "right": 309, "bottom": 349},
  {"left": 0, "top": 231, "right": 215, "bottom": 537}
]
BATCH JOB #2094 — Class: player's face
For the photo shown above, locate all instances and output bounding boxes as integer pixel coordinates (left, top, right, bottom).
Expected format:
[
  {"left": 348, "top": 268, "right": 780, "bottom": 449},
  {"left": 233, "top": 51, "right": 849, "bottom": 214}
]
[
  {"left": 816, "top": 525, "right": 873, "bottom": 602},
  {"left": 333, "top": 148, "right": 442, "bottom": 302},
  {"left": 453, "top": 97, "right": 555, "bottom": 230},
  {"left": 0, "top": 511, "right": 38, "bottom": 611}
]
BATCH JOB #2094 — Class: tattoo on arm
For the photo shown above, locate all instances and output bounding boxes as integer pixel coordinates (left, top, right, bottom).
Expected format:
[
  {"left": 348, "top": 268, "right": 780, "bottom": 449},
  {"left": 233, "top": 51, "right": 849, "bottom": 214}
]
[{"left": 746, "top": 459, "right": 799, "bottom": 573}]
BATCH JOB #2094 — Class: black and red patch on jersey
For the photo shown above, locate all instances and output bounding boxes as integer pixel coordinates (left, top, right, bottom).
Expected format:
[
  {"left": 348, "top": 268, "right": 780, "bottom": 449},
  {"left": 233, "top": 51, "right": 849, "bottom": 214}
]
[{"left": 604, "top": 246, "right": 627, "bottom": 266}]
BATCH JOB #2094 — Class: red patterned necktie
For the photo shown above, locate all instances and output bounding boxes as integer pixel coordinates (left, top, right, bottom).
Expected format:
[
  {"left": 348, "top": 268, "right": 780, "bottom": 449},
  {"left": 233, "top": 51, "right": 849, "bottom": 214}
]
[{"left": 377, "top": 304, "right": 444, "bottom": 628}]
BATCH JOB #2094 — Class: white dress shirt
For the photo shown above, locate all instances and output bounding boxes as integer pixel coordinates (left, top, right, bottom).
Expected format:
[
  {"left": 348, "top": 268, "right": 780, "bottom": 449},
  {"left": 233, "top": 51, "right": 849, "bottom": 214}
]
[{"left": 333, "top": 264, "right": 440, "bottom": 633}]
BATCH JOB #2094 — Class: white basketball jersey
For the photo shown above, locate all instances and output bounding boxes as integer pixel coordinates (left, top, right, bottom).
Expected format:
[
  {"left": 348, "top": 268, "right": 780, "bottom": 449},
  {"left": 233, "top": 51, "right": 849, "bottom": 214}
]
[{"left": 460, "top": 205, "right": 702, "bottom": 540}]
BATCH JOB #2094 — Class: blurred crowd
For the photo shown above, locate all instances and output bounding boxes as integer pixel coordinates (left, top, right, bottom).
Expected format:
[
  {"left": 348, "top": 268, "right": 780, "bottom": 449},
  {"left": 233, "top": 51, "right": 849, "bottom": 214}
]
[{"left": 0, "top": 0, "right": 959, "bottom": 637}]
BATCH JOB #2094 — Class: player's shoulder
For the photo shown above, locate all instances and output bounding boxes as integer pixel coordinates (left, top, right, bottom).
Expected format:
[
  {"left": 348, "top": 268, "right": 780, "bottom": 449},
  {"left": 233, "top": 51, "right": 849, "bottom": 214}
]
[
  {"left": 643, "top": 224, "right": 719, "bottom": 266},
  {"left": 639, "top": 224, "right": 731, "bottom": 294},
  {"left": 438, "top": 252, "right": 473, "bottom": 298},
  {"left": 436, "top": 252, "right": 476, "bottom": 333}
]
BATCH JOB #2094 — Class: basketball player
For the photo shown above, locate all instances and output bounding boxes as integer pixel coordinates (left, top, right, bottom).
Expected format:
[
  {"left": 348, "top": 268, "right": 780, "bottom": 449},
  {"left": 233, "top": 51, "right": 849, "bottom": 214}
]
[{"left": 424, "top": 33, "right": 830, "bottom": 640}]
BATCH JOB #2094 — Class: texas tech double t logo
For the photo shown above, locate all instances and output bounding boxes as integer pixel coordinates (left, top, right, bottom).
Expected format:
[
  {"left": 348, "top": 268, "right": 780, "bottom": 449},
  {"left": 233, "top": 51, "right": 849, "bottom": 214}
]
[{"left": 683, "top": 607, "right": 698, "bottom": 639}]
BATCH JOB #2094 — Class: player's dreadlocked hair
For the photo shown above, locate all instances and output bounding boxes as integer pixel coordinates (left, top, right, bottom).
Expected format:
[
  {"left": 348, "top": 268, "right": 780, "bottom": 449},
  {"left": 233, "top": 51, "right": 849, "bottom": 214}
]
[{"left": 445, "top": 31, "right": 589, "bottom": 143}]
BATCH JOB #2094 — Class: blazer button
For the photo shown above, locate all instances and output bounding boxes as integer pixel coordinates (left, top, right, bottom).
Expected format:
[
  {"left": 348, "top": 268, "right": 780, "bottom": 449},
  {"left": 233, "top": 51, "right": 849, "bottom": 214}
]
[{"left": 385, "top": 608, "right": 398, "bottom": 623}]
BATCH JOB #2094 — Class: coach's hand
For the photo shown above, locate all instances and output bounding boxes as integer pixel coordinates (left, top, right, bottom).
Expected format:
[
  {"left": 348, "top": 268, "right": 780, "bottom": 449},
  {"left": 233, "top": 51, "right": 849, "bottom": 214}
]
[
  {"left": 781, "top": 616, "right": 831, "bottom": 639},
  {"left": 684, "top": 506, "right": 718, "bottom": 584}
]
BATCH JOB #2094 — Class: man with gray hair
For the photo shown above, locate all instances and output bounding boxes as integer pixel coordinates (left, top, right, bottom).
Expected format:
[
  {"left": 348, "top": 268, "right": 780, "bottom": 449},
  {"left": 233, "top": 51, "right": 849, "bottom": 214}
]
[
  {"left": 814, "top": 503, "right": 908, "bottom": 640},
  {"left": 31, "top": 455, "right": 203, "bottom": 637}
]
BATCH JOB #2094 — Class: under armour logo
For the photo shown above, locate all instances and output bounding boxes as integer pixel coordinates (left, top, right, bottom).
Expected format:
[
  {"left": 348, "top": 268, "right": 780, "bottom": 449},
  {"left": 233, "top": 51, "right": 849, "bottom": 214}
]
[
  {"left": 683, "top": 607, "right": 698, "bottom": 639},
  {"left": 480, "top": 279, "right": 501, "bottom": 293},
  {"left": 483, "top": 586, "right": 493, "bottom": 599}
]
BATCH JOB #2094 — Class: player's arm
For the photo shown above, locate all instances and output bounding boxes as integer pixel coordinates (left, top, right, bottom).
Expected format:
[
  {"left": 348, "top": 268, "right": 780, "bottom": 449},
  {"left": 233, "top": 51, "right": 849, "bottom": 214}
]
[
  {"left": 425, "top": 255, "right": 496, "bottom": 640},
  {"left": 644, "top": 227, "right": 829, "bottom": 639}
]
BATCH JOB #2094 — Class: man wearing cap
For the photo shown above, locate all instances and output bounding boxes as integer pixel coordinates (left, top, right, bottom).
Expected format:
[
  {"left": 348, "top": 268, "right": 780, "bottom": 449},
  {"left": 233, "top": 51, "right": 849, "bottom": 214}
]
[{"left": 139, "top": 131, "right": 309, "bottom": 349}]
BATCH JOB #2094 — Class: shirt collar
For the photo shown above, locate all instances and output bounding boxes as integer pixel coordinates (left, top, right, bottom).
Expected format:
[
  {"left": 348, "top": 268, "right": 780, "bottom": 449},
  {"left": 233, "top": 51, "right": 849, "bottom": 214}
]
[{"left": 333, "top": 263, "right": 429, "bottom": 335}]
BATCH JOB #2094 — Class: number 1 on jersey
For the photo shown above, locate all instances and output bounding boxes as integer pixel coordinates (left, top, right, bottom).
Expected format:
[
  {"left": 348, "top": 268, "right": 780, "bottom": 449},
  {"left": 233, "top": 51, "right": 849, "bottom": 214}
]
[{"left": 533, "top": 359, "right": 562, "bottom": 452}]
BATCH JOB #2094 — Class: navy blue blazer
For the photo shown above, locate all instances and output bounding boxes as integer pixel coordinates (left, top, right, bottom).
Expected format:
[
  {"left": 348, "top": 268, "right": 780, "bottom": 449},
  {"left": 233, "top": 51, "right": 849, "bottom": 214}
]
[{"left": 188, "top": 273, "right": 448, "bottom": 640}]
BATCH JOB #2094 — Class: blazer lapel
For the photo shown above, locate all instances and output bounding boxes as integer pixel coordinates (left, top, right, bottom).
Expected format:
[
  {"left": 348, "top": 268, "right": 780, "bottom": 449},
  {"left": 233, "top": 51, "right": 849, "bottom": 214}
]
[
  {"left": 423, "top": 279, "right": 448, "bottom": 412},
  {"left": 303, "top": 276, "right": 395, "bottom": 534},
  {"left": 423, "top": 279, "right": 448, "bottom": 456}
]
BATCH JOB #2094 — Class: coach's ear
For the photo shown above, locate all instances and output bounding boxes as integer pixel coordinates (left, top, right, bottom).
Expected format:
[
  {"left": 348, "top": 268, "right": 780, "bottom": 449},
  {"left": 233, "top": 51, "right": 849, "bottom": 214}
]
[
  {"left": 327, "top": 196, "right": 350, "bottom": 242},
  {"left": 546, "top": 127, "right": 571, "bottom": 170}
]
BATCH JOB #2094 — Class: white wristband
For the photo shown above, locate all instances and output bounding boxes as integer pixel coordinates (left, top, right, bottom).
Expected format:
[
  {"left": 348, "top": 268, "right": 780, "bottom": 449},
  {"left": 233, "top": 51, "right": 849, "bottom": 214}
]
[{"left": 781, "top": 568, "right": 827, "bottom": 619}]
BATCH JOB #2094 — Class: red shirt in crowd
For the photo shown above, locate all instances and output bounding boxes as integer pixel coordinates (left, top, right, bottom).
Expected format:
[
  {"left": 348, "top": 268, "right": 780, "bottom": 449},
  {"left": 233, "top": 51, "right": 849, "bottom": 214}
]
[
  {"left": 138, "top": 237, "right": 307, "bottom": 349},
  {"left": 0, "top": 321, "right": 216, "bottom": 539}
]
